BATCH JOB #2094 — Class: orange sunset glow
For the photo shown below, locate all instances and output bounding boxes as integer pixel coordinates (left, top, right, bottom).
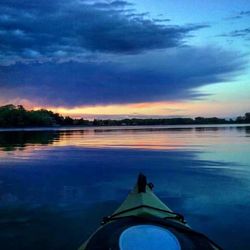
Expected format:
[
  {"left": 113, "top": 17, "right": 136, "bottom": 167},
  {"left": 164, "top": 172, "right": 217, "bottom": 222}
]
[
  {"left": 35, "top": 102, "right": 185, "bottom": 118},
  {"left": 32, "top": 99, "right": 248, "bottom": 119}
]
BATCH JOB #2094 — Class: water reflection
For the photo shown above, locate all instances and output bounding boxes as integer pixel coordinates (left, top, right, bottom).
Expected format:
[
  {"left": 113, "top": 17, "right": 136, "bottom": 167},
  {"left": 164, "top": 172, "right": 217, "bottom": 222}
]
[
  {"left": 0, "top": 131, "right": 60, "bottom": 151},
  {"left": 0, "top": 125, "right": 249, "bottom": 250},
  {"left": 0, "top": 124, "right": 249, "bottom": 152}
]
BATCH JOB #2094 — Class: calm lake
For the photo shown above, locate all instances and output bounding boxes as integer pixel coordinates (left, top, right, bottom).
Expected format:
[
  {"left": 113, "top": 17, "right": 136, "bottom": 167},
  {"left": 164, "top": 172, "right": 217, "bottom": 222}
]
[{"left": 0, "top": 124, "right": 250, "bottom": 249}]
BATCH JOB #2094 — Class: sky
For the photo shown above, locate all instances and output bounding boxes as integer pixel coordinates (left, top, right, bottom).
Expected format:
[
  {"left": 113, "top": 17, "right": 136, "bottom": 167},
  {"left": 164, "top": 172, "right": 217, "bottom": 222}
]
[{"left": 0, "top": 0, "right": 249, "bottom": 119}]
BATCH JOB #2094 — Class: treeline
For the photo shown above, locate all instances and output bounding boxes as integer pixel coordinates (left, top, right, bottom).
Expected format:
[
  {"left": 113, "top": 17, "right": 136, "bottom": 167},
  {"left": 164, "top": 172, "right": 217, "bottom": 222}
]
[
  {"left": 0, "top": 104, "right": 91, "bottom": 127},
  {"left": 0, "top": 104, "right": 249, "bottom": 128},
  {"left": 93, "top": 113, "right": 250, "bottom": 126}
]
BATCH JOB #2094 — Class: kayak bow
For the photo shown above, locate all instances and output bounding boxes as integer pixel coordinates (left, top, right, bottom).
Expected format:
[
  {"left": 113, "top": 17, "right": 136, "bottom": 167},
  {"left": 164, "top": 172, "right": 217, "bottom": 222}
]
[{"left": 79, "top": 174, "right": 222, "bottom": 250}]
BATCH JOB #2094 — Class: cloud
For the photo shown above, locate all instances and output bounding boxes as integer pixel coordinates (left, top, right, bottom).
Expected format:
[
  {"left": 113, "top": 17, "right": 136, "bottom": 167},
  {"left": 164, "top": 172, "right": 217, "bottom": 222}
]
[
  {"left": 153, "top": 18, "right": 171, "bottom": 22},
  {"left": 91, "top": 0, "right": 133, "bottom": 9},
  {"left": 226, "top": 10, "right": 250, "bottom": 20},
  {"left": 220, "top": 27, "right": 250, "bottom": 40},
  {"left": 239, "top": 10, "right": 250, "bottom": 16},
  {"left": 229, "top": 28, "right": 250, "bottom": 38},
  {"left": 0, "top": 1, "right": 246, "bottom": 108},
  {"left": 0, "top": 47, "right": 245, "bottom": 107},
  {"left": 0, "top": 0, "right": 208, "bottom": 64}
]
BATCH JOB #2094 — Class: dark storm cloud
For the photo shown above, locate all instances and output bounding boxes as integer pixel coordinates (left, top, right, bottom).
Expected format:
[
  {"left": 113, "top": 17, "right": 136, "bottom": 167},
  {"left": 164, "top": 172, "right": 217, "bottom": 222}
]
[
  {"left": 0, "top": 47, "right": 245, "bottom": 106},
  {"left": 0, "top": 0, "right": 208, "bottom": 64},
  {"left": 0, "top": 1, "right": 245, "bottom": 107}
]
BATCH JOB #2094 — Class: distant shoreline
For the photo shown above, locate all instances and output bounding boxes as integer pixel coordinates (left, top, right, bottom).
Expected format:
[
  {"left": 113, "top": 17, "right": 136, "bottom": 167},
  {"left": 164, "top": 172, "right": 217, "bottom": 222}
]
[
  {"left": 0, "top": 104, "right": 250, "bottom": 129},
  {"left": 0, "top": 123, "right": 250, "bottom": 132}
]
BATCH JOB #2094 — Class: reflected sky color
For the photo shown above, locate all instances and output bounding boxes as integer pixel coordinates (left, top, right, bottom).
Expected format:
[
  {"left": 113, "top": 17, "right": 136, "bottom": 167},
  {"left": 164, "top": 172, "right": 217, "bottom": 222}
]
[
  {"left": 0, "top": 125, "right": 250, "bottom": 249},
  {"left": 0, "top": 124, "right": 249, "bottom": 152}
]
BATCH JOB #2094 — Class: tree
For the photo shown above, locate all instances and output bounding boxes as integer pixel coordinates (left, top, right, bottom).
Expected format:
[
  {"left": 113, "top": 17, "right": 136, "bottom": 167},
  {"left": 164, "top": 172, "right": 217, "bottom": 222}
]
[{"left": 245, "top": 113, "right": 250, "bottom": 122}]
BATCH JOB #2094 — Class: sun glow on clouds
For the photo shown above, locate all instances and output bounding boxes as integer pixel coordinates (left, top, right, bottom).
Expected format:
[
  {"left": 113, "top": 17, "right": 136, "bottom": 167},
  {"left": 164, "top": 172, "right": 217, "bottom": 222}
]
[
  {"left": 35, "top": 102, "right": 190, "bottom": 119},
  {"left": 33, "top": 97, "right": 249, "bottom": 119},
  {"left": 36, "top": 102, "right": 233, "bottom": 119}
]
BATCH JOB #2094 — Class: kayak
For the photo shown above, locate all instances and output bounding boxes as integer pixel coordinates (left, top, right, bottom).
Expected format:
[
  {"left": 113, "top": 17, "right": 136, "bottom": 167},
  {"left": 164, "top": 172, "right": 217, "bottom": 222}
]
[{"left": 79, "top": 174, "right": 222, "bottom": 250}]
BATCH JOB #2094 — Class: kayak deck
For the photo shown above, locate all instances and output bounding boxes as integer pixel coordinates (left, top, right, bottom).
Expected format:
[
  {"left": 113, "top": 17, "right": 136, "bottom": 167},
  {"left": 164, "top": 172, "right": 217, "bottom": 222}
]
[
  {"left": 79, "top": 174, "right": 221, "bottom": 250},
  {"left": 109, "top": 184, "right": 181, "bottom": 221}
]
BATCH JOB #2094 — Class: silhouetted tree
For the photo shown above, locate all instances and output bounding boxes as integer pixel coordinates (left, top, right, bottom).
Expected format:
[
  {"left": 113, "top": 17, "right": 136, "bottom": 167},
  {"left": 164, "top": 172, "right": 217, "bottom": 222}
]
[{"left": 245, "top": 113, "right": 250, "bottom": 122}]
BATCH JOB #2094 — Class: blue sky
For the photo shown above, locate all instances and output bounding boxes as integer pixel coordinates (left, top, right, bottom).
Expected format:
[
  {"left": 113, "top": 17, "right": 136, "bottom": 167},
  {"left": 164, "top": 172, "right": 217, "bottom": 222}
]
[{"left": 0, "top": 0, "right": 249, "bottom": 118}]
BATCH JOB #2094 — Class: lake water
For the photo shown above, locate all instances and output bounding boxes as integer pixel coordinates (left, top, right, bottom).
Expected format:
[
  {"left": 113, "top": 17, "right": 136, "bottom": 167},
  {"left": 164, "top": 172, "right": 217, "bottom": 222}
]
[{"left": 0, "top": 124, "right": 250, "bottom": 249}]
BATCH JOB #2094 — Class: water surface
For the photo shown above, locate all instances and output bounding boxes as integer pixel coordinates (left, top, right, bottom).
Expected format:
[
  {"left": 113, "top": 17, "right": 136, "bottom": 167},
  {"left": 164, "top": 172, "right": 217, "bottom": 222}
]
[{"left": 0, "top": 125, "right": 250, "bottom": 249}]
